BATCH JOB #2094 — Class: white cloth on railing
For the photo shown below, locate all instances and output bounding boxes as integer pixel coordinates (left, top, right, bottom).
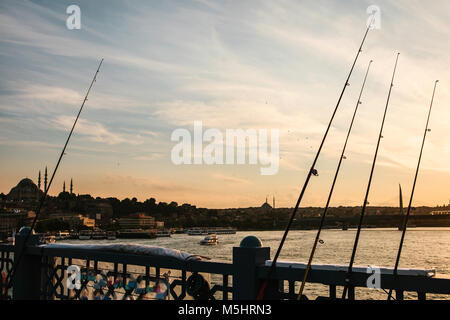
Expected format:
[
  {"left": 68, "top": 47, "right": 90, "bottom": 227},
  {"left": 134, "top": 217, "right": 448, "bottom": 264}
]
[
  {"left": 265, "top": 260, "right": 436, "bottom": 277},
  {"left": 42, "top": 243, "right": 210, "bottom": 261}
]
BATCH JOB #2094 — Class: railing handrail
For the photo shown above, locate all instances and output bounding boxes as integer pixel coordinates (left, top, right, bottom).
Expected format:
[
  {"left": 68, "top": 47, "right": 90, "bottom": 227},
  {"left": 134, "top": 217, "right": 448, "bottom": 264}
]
[
  {"left": 2, "top": 237, "right": 450, "bottom": 300},
  {"left": 256, "top": 265, "right": 450, "bottom": 295},
  {"left": 0, "top": 244, "right": 14, "bottom": 252},
  {"left": 24, "top": 245, "right": 234, "bottom": 275}
]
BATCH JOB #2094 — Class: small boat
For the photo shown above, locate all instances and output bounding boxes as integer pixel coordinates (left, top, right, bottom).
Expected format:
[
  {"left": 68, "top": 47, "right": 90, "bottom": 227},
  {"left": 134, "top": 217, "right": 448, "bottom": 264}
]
[
  {"left": 157, "top": 230, "right": 171, "bottom": 237},
  {"left": 92, "top": 230, "right": 106, "bottom": 240},
  {"left": 200, "top": 234, "right": 219, "bottom": 246},
  {"left": 6, "top": 235, "right": 15, "bottom": 244},
  {"left": 106, "top": 231, "right": 116, "bottom": 240},
  {"left": 5, "top": 230, "right": 16, "bottom": 244},
  {"left": 79, "top": 230, "right": 92, "bottom": 240},
  {"left": 39, "top": 234, "right": 55, "bottom": 244},
  {"left": 55, "top": 231, "right": 70, "bottom": 240}
]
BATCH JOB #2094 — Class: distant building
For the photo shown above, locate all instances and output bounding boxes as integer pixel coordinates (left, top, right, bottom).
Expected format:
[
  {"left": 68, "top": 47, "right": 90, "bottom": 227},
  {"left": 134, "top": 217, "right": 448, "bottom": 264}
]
[
  {"left": 75, "top": 195, "right": 113, "bottom": 219},
  {"left": 430, "top": 210, "right": 450, "bottom": 215},
  {"left": 0, "top": 209, "right": 35, "bottom": 236},
  {"left": 7, "top": 178, "right": 43, "bottom": 202},
  {"left": 261, "top": 198, "right": 272, "bottom": 212},
  {"left": 48, "top": 212, "right": 95, "bottom": 229},
  {"left": 48, "top": 212, "right": 78, "bottom": 220},
  {"left": 117, "top": 213, "right": 155, "bottom": 229},
  {"left": 96, "top": 202, "right": 113, "bottom": 217},
  {"left": 81, "top": 216, "right": 95, "bottom": 228},
  {"left": 156, "top": 221, "right": 165, "bottom": 229}
]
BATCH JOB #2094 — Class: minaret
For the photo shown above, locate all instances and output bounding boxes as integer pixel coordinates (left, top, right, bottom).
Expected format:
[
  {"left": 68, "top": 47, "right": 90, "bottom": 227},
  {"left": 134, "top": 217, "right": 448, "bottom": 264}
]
[
  {"left": 63, "top": 181, "right": 66, "bottom": 193},
  {"left": 44, "top": 166, "right": 48, "bottom": 192},
  {"left": 38, "top": 171, "right": 41, "bottom": 190},
  {"left": 273, "top": 196, "right": 275, "bottom": 209},
  {"left": 70, "top": 178, "right": 73, "bottom": 194},
  {"left": 266, "top": 196, "right": 268, "bottom": 204}
]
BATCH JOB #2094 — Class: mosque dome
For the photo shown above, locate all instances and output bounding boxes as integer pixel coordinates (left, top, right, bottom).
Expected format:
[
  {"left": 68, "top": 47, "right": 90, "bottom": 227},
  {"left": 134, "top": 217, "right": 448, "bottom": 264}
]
[{"left": 7, "top": 178, "right": 42, "bottom": 202}]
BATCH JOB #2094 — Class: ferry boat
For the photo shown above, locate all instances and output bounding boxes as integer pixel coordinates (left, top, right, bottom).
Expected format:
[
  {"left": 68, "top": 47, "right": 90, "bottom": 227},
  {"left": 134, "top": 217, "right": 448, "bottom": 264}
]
[
  {"left": 68, "top": 231, "right": 79, "bottom": 239},
  {"left": 55, "top": 231, "right": 70, "bottom": 240},
  {"left": 79, "top": 230, "right": 92, "bottom": 240},
  {"left": 157, "top": 230, "right": 171, "bottom": 237},
  {"left": 200, "top": 234, "right": 219, "bottom": 246},
  {"left": 106, "top": 231, "right": 117, "bottom": 240},
  {"left": 187, "top": 229, "right": 208, "bottom": 236},
  {"left": 207, "top": 228, "right": 237, "bottom": 235},
  {"left": 117, "top": 229, "right": 157, "bottom": 239},
  {"left": 92, "top": 230, "right": 106, "bottom": 240}
]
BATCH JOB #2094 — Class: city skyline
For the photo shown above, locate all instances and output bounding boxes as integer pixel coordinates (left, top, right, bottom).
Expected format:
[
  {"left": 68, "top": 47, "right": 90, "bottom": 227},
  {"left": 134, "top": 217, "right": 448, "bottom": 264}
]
[{"left": 1, "top": 0, "right": 450, "bottom": 209}]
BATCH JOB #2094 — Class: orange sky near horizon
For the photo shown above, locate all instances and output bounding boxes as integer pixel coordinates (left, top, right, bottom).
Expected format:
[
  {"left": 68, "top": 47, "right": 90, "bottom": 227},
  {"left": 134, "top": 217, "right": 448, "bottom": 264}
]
[{"left": 1, "top": 0, "right": 449, "bottom": 209}]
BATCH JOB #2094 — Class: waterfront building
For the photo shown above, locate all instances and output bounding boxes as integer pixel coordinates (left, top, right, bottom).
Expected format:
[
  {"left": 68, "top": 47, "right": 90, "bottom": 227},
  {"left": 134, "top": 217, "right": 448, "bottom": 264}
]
[
  {"left": 117, "top": 213, "right": 156, "bottom": 229},
  {"left": 0, "top": 209, "right": 35, "bottom": 237},
  {"left": 48, "top": 212, "right": 95, "bottom": 229}
]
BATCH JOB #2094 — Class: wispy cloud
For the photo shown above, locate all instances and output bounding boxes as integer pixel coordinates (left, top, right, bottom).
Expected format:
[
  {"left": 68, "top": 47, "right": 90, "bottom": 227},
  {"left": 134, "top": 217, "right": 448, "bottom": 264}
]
[
  {"left": 0, "top": 0, "right": 449, "bottom": 207},
  {"left": 50, "top": 115, "right": 144, "bottom": 145},
  {"left": 211, "top": 173, "right": 252, "bottom": 185}
]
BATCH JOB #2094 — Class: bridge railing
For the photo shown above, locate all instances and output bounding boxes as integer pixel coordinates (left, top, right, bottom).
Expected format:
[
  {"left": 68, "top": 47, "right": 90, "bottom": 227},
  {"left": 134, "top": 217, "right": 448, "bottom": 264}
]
[
  {"left": 256, "top": 264, "right": 450, "bottom": 300},
  {"left": 1, "top": 230, "right": 449, "bottom": 300}
]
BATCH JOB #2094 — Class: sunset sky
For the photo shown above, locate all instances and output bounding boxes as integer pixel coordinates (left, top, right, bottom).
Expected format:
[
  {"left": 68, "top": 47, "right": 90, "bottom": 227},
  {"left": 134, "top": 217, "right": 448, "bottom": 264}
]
[{"left": 0, "top": 0, "right": 449, "bottom": 208}]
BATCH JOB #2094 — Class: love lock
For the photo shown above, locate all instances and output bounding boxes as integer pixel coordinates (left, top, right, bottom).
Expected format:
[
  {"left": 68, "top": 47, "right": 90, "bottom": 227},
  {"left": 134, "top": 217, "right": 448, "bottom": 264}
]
[{"left": 186, "top": 273, "right": 211, "bottom": 300}]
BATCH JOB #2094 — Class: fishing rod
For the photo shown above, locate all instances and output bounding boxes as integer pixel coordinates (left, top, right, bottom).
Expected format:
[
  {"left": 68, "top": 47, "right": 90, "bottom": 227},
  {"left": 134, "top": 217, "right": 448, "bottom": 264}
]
[
  {"left": 256, "top": 14, "right": 377, "bottom": 300},
  {"left": 387, "top": 80, "right": 439, "bottom": 300},
  {"left": 342, "top": 52, "right": 400, "bottom": 300},
  {"left": 297, "top": 60, "right": 373, "bottom": 300},
  {"left": 5, "top": 58, "right": 104, "bottom": 290},
  {"left": 399, "top": 184, "right": 404, "bottom": 224}
]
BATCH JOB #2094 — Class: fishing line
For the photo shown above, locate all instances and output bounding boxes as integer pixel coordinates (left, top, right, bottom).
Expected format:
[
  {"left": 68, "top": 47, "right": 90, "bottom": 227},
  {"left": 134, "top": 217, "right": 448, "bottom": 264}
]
[
  {"left": 297, "top": 59, "right": 373, "bottom": 299},
  {"left": 387, "top": 80, "right": 439, "bottom": 300},
  {"left": 257, "top": 14, "right": 377, "bottom": 300},
  {"left": 5, "top": 59, "right": 104, "bottom": 290},
  {"left": 341, "top": 53, "right": 400, "bottom": 299}
]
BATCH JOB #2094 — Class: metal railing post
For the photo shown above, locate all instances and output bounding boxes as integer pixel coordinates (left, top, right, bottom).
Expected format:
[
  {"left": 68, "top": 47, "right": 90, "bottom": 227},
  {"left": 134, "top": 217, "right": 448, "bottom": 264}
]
[
  {"left": 12, "top": 227, "right": 41, "bottom": 300},
  {"left": 232, "top": 236, "right": 270, "bottom": 300}
]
